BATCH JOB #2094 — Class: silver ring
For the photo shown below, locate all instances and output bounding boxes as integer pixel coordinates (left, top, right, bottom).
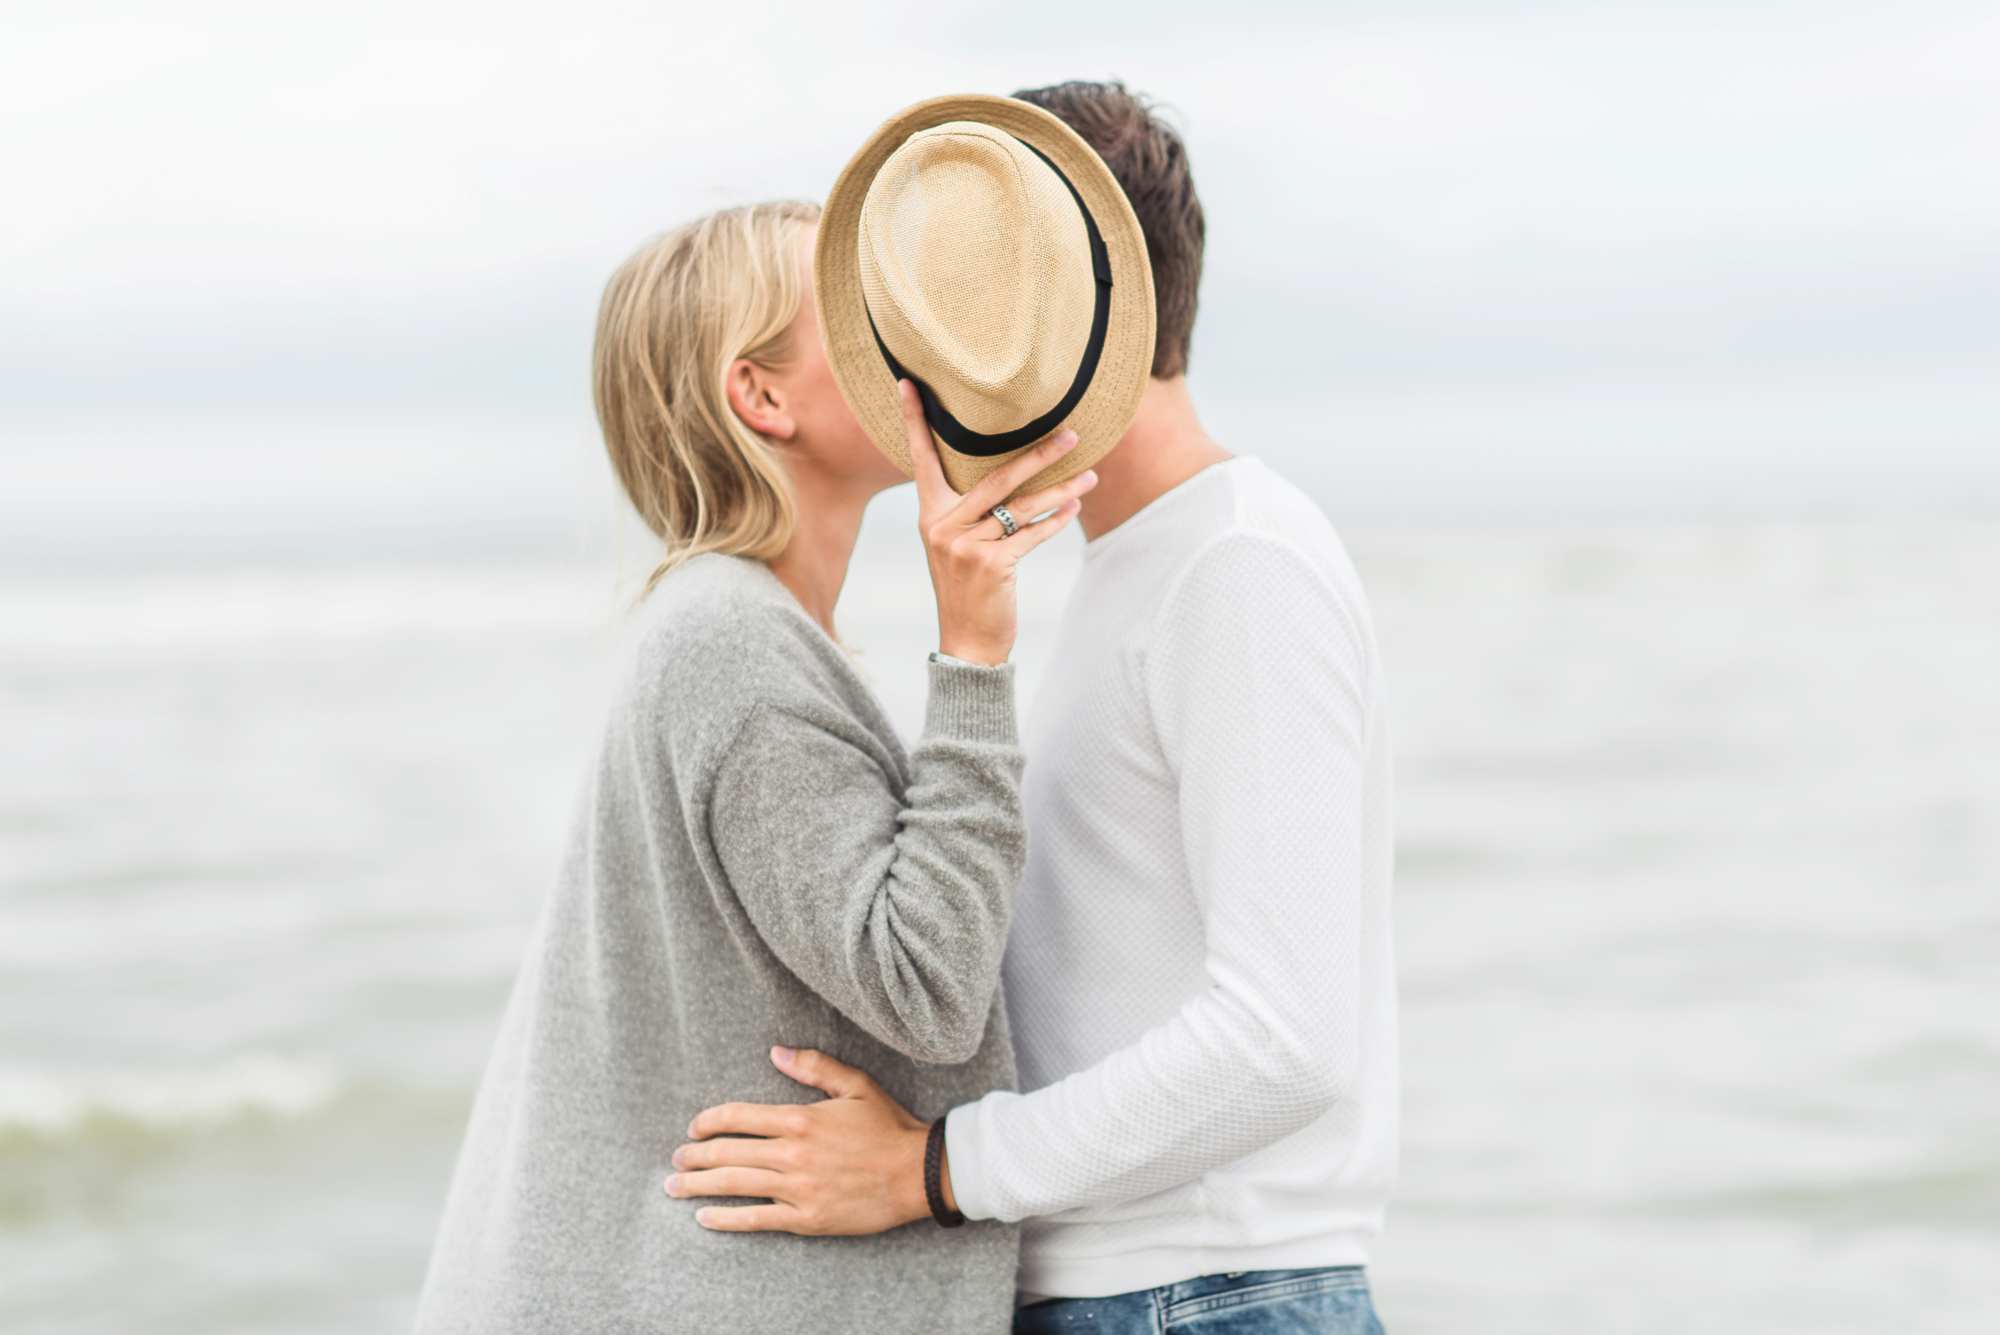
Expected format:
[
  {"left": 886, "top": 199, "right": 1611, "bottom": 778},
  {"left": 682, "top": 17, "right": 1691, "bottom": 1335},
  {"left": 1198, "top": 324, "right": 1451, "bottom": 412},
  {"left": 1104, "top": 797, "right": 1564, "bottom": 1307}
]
[{"left": 989, "top": 505, "right": 1018, "bottom": 538}]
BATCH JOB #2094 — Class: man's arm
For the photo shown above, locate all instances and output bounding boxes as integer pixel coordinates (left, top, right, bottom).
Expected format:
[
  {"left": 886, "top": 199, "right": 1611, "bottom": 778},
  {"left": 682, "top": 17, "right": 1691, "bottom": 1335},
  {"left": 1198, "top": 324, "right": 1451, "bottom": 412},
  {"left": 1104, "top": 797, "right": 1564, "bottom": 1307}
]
[
  {"left": 946, "top": 530, "right": 1371, "bottom": 1219},
  {"left": 672, "top": 531, "right": 1375, "bottom": 1232}
]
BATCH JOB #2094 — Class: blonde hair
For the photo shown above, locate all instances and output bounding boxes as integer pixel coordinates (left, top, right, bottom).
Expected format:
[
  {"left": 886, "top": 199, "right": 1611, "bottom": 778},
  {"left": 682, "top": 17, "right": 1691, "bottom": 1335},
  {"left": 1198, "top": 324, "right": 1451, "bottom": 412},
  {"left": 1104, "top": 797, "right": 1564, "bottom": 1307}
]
[{"left": 593, "top": 199, "right": 822, "bottom": 595}]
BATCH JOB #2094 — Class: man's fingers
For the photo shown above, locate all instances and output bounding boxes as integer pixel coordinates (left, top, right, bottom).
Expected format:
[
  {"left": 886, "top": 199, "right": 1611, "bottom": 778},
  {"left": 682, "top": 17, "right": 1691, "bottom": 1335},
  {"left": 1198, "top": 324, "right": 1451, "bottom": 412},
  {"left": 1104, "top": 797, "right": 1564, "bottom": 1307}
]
[
  {"left": 671, "top": 1135, "right": 791, "bottom": 1173},
  {"left": 665, "top": 1166, "right": 787, "bottom": 1201},
  {"left": 687, "top": 1102, "right": 805, "bottom": 1141},
  {"left": 900, "top": 380, "right": 951, "bottom": 506},
  {"left": 948, "top": 429, "right": 1081, "bottom": 525},
  {"left": 694, "top": 1203, "right": 812, "bottom": 1234},
  {"left": 771, "top": 1045, "right": 876, "bottom": 1099}
]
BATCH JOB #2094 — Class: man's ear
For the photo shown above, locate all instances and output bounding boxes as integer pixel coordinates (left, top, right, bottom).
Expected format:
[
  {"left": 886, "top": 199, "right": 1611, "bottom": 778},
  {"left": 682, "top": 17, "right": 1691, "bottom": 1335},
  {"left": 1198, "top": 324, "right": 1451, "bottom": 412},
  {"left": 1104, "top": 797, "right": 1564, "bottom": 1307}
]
[{"left": 724, "top": 359, "right": 797, "bottom": 441}]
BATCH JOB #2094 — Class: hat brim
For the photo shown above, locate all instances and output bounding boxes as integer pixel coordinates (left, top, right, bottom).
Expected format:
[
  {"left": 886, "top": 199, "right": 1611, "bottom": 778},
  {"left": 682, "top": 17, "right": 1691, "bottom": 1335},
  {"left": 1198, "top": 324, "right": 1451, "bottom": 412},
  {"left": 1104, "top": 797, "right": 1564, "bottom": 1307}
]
[{"left": 815, "top": 94, "right": 1156, "bottom": 498}]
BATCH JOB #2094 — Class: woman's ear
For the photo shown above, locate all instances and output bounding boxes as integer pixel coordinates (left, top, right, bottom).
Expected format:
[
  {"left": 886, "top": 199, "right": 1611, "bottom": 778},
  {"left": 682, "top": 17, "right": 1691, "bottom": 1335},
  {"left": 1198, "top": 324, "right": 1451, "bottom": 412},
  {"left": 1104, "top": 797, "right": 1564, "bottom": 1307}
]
[{"left": 724, "top": 359, "right": 797, "bottom": 441}]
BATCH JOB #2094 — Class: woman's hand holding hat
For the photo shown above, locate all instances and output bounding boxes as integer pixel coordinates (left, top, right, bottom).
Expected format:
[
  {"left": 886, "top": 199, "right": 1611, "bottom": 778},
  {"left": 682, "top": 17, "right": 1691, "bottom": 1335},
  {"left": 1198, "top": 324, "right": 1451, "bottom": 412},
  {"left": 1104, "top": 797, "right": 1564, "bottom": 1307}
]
[{"left": 905, "top": 380, "right": 1096, "bottom": 666}]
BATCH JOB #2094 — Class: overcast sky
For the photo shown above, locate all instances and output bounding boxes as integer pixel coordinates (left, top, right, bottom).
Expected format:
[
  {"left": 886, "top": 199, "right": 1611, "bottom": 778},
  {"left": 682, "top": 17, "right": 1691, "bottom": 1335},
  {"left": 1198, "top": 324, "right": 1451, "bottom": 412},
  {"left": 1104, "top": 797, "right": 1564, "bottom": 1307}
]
[{"left": 4, "top": 0, "right": 1997, "bottom": 561}]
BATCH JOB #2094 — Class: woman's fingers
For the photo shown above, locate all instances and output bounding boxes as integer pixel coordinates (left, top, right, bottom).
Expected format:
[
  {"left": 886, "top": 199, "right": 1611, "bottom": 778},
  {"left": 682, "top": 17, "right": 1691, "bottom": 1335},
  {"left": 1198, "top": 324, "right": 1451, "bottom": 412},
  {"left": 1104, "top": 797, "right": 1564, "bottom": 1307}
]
[
  {"left": 976, "top": 468, "right": 1098, "bottom": 539},
  {"left": 998, "top": 498, "right": 1083, "bottom": 557},
  {"left": 900, "top": 380, "right": 951, "bottom": 508},
  {"left": 946, "top": 429, "right": 1081, "bottom": 526},
  {"left": 665, "top": 1166, "right": 787, "bottom": 1201}
]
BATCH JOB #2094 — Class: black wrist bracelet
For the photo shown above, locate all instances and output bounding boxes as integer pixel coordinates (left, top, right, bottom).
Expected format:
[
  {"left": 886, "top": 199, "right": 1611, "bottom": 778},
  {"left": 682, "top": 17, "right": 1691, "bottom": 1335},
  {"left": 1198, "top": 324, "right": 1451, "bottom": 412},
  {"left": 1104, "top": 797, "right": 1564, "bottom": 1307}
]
[{"left": 923, "top": 1117, "right": 965, "bottom": 1228}]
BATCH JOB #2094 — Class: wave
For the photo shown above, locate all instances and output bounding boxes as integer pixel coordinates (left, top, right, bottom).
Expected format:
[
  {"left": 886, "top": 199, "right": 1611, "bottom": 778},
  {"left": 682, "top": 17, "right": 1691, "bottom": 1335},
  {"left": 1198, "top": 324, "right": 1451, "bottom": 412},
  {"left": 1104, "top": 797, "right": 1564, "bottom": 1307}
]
[
  {"left": 1640, "top": 1159, "right": 2000, "bottom": 1230},
  {"left": 0, "top": 1055, "right": 343, "bottom": 1148},
  {"left": 1400, "top": 1158, "right": 2000, "bottom": 1231},
  {"left": 0, "top": 563, "right": 626, "bottom": 655}
]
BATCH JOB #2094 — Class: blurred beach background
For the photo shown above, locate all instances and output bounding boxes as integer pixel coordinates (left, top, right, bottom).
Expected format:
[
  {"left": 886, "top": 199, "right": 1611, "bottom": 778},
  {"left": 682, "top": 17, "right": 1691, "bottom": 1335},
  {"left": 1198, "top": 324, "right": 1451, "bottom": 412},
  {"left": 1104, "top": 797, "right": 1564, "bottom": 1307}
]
[{"left": 3, "top": 3, "right": 1995, "bottom": 1332}]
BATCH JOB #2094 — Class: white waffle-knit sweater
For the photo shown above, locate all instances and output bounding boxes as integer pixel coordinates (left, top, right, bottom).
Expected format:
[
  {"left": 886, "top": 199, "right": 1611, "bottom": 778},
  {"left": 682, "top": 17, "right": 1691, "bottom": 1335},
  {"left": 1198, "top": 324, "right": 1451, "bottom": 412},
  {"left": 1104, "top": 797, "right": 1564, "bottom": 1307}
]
[{"left": 944, "top": 456, "right": 1398, "bottom": 1299}]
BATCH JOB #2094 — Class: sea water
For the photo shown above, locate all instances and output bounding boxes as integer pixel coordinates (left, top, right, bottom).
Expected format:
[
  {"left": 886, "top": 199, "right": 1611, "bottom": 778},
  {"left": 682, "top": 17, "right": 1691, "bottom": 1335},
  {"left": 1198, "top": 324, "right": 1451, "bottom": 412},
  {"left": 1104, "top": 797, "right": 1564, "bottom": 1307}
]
[{"left": 2, "top": 520, "right": 1993, "bottom": 1333}]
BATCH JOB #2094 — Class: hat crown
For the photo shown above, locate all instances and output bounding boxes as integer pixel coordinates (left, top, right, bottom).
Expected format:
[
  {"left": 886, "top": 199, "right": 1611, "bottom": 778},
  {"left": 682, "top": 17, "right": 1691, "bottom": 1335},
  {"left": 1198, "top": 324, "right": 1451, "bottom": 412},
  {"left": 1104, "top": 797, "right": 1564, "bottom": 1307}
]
[{"left": 857, "top": 122, "right": 1095, "bottom": 436}]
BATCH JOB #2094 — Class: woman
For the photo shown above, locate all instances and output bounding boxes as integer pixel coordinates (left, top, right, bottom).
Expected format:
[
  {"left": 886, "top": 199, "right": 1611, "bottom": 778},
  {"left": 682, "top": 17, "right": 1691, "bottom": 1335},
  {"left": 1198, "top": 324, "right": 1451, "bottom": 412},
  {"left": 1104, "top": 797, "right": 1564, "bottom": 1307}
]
[{"left": 413, "top": 200, "right": 1097, "bottom": 1333}]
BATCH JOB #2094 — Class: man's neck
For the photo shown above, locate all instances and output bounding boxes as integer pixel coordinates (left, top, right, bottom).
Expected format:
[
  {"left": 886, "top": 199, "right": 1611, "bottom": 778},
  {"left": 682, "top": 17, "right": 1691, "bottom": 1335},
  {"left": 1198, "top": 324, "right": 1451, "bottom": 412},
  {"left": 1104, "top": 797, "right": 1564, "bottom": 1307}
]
[{"left": 1077, "top": 375, "right": 1231, "bottom": 542}]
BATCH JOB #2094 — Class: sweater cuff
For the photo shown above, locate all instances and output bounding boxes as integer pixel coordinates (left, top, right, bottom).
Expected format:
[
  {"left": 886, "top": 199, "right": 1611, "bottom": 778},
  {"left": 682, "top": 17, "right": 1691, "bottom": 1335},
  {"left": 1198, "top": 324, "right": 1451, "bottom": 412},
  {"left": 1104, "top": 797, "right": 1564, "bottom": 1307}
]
[
  {"left": 943, "top": 1098, "right": 1001, "bottom": 1222},
  {"left": 922, "top": 654, "right": 1017, "bottom": 744}
]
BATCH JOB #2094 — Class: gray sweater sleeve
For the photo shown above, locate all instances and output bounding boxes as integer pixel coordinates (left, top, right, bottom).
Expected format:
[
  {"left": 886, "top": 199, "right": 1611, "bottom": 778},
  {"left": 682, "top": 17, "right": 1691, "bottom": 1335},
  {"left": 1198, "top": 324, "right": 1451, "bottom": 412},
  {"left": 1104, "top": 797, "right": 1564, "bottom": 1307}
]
[{"left": 704, "top": 656, "right": 1025, "bottom": 1065}]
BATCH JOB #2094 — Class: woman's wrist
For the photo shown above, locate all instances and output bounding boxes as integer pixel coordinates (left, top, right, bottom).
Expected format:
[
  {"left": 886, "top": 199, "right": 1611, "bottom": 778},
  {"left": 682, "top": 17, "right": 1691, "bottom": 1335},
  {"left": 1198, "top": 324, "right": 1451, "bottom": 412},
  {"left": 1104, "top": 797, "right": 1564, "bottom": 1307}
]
[{"left": 935, "top": 640, "right": 1008, "bottom": 668}]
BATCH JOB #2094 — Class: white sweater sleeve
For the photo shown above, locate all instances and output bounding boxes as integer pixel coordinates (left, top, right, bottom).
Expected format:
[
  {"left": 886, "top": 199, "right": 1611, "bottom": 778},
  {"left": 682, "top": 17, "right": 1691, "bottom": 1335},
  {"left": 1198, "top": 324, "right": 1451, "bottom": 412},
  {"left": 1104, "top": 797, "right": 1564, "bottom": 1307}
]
[{"left": 945, "top": 530, "right": 1373, "bottom": 1222}]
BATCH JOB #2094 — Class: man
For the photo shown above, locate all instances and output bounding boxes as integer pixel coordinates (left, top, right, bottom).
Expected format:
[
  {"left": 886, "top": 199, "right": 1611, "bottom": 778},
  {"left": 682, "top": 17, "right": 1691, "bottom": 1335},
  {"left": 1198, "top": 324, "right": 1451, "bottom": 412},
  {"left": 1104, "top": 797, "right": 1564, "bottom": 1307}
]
[{"left": 670, "top": 81, "right": 1396, "bottom": 1332}]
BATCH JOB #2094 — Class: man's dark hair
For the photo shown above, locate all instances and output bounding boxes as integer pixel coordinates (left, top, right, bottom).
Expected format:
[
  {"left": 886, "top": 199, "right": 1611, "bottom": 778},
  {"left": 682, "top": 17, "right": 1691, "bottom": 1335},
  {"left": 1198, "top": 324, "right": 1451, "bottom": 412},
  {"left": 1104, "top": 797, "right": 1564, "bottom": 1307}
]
[{"left": 1013, "top": 80, "right": 1204, "bottom": 380}]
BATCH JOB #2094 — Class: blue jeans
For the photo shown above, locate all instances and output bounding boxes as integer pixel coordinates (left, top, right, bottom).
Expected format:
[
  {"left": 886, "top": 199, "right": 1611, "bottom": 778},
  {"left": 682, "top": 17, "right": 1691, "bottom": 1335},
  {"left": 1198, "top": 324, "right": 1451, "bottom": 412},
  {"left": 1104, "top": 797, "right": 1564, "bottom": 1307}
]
[{"left": 1012, "top": 1266, "right": 1384, "bottom": 1334}]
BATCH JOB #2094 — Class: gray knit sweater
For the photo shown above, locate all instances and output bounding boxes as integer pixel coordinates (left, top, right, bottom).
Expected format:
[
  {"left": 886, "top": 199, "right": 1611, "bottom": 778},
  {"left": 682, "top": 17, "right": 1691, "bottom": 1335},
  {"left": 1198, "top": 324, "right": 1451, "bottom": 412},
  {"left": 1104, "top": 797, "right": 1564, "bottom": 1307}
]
[{"left": 414, "top": 552, "right": 1024, "bottom": 1334}]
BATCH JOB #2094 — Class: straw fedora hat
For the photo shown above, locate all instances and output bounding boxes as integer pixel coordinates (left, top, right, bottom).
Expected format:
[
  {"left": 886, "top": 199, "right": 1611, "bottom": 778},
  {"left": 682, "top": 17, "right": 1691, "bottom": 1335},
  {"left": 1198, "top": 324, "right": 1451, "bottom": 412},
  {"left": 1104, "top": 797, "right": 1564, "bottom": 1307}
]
[{"left": 815, "top": 94, "right": 1156, "bottom": 497}]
